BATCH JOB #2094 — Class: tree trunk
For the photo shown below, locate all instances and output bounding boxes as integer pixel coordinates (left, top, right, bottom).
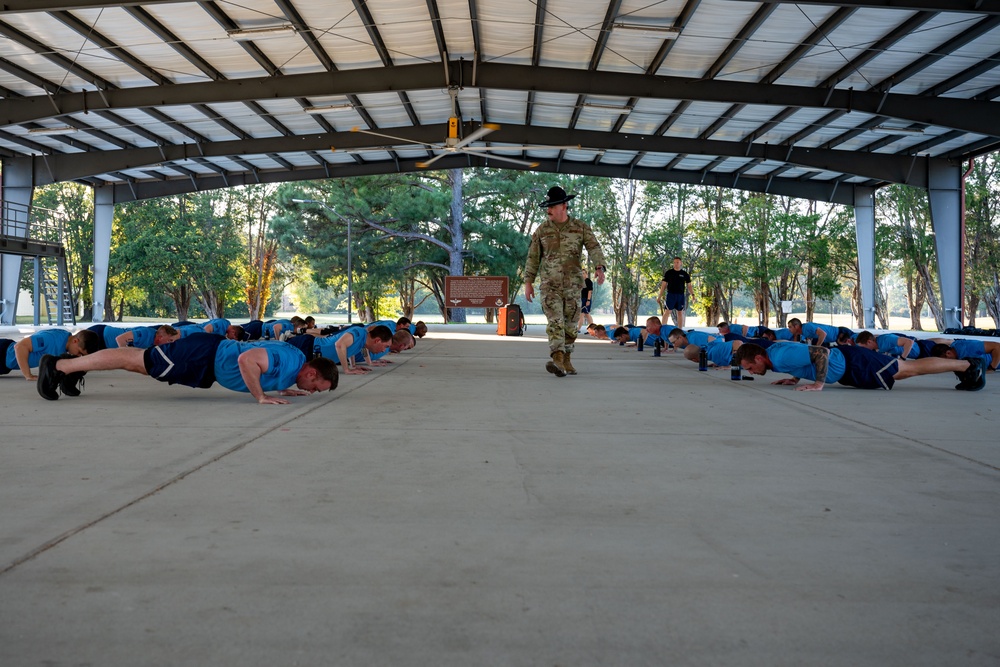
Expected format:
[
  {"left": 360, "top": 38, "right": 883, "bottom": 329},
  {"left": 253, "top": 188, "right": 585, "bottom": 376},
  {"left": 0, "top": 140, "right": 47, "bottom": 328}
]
[
  {"left": 874, "top": 281, "right": 888, "bottom": 329},
  {"left": 805, "top": 271, "right": 814, "bottom": 322},
  {"left": 906, "top": 274, "right": 923, "bottom": 331},
  {"left": 172, "top": 284, "right": 191, "bottom": 322},
  {"left": 966, "top": 291, "right": 980, "bottom": 328}
]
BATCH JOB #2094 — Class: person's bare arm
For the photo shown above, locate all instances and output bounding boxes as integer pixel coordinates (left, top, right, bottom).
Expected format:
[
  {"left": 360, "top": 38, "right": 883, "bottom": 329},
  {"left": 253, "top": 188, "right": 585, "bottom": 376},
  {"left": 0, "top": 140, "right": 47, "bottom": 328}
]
[
  {"left": 115, "top": 331, "right": 134, "bottom": 348},
  {"left": 13, "top": 337, "right": 35, "bottom": 380},
  {"left": 237, "top": 348, "right": 289, "bottom": 404},
  {"left": 336, "top": 333, "right": 368, "bottom": 374},
  {"left": 795, "top": 345, "right": 829, "bottom": 391},
  {"left": 898, "top": 337, "right": 914, "bottom": 359}
]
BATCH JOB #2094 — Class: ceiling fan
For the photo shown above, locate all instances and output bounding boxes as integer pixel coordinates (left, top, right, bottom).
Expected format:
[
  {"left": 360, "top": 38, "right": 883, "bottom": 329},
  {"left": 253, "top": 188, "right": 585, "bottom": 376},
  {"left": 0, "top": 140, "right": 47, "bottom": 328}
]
[{"left": 345, "top": 87, "right": 581, "bottom": 169}]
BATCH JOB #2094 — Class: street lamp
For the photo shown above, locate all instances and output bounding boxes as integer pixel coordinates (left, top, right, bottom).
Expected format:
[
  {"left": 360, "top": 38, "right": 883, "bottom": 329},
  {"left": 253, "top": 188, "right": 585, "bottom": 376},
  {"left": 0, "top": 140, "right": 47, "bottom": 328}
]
[{"left": 292, "top": 198, "right": 352, "bottom": 324}]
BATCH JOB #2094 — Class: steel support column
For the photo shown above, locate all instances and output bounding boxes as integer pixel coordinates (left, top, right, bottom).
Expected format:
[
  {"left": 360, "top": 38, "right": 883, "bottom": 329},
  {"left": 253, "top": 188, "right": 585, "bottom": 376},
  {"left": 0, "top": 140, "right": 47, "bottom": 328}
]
[
  {"left": 927, "top": 160, "right": 964, "bottom": 331},
  {"left": 853, "top": 186, "right": 877, "bottom": 329},
  {"left": 1, "top": 157, "right": 34, "bottom": 325},
  {"left": 91, "top": 186, "right": 113, "bottom": 322}
]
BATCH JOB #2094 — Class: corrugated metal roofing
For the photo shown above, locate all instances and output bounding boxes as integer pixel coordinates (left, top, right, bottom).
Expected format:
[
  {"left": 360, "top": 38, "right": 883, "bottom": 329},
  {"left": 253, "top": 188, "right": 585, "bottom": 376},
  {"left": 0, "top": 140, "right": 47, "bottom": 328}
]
[{"left": 0, "top": 0, "right": 997, "bottom": 204}]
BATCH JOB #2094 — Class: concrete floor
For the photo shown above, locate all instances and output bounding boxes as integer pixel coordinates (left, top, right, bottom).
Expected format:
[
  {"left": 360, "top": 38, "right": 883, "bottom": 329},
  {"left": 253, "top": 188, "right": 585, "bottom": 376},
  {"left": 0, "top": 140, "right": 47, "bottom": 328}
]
[{"left": 0, "top": 324, "right": 998, "bottom": 666}]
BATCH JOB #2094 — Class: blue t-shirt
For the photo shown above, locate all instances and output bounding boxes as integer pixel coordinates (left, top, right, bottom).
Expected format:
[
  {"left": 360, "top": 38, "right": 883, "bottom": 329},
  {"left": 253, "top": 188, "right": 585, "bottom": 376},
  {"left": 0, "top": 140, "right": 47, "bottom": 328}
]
[
  {"left": 262, "top": 319, "right": 293, "bottom": 339},
  {"left": 773, "top": 328, "right": 794, "bottom": 341},
  {"left": 705, "top": 340, "right": 735, "bottom": 367},
  {"left": 767, "top": 342, "right": 845, "bottom": 383},
  {"left": 177, "top": 324, "right": 207, "bottom": 338},
  {"left": 950, "top": 339, "right": 990, "bottom": 367},
  {"left": 876, "top": 334, "right": 919, "bottom": 359},
  {"left": 99, "top": 325, "right": 128, "bottom": 349},
  {"left": 128, "top": 326, "right": 161, "bottom": 348},
  {"left": 684, "top": 330, "right": 716, "bottom": 348},
  {"left": 212, "top": 340, "right": 305, "bottom": 393},
  {"left": 314, "top": 328, "right": 367, "bottom": 364},
  {"left": 6, "top": 329, "right": 71, "bottom": 370},
  {"left": 370, "top": 320, "right": 396, "bottom": 331},
  {"left": 800, "top": 322, "right": 840, "bottom": 342},
  {"left": 203, "top": 318, "right": 231, "bottom": 335}
]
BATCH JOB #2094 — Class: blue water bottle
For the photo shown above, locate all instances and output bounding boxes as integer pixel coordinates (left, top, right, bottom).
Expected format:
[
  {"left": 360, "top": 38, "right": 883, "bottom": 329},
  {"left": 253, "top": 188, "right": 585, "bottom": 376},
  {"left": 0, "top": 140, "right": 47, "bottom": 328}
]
[
  {"left": 731, "top": 354, "right": 741, "bottom": 381},
  {"left": 698, "top": 347, "right": 708, "bottom": 371}
]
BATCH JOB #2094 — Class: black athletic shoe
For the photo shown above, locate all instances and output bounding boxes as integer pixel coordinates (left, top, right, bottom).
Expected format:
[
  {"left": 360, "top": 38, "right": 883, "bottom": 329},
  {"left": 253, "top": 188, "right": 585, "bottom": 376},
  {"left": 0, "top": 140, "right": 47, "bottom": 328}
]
[
  {"left": 37, "top": 354, "right": 64, "bottom": 400},
  {"left": 957, "top": 357, "right": 986, "bottom": 391},
  {"left": 60, "top": 371, "right": 86, "bottom": 397}
]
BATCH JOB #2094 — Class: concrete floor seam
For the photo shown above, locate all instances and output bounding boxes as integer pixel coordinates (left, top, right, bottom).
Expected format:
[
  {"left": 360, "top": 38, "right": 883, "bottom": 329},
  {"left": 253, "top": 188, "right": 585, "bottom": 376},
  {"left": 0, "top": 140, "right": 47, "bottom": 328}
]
[{"left": 0, "top": 350, "right": 419, "bottom": 578}]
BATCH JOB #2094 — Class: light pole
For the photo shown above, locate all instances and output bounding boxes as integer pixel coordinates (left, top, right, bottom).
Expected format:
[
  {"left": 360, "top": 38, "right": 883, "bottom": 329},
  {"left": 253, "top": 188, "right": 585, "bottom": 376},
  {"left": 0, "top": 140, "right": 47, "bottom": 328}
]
[{"left": 292, "top": 199, "right": 352, "bottom": 324}]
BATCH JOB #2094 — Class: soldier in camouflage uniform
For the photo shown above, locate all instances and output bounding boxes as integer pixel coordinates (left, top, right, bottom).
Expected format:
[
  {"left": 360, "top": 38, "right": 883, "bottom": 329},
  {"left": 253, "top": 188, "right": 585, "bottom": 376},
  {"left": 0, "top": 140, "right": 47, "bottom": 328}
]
[{"left": 524, "top": 186, "right": 606, "bottom": 377}]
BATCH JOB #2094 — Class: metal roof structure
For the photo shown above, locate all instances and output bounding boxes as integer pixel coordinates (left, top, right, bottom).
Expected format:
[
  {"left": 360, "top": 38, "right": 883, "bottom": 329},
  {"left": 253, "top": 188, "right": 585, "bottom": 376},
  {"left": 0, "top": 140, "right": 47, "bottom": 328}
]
[{"left": 0, "top": 0, "right": 998, "bottom": 206}]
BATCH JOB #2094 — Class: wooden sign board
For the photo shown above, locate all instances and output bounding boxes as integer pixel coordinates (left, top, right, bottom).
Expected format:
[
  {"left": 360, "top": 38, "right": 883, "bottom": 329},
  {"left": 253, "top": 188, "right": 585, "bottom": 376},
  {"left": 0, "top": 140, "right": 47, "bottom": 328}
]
[{"left": 444, "top": 276, "right": 509, "bottom": 309}]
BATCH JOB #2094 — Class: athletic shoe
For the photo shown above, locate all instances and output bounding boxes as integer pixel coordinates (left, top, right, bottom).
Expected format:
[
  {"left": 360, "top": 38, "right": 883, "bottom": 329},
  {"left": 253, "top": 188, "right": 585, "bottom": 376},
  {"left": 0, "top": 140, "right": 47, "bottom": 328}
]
[
  {"left": 957, "top": 357, "right": 986, "bottom": 391},
  {"left": 37, "top": 354, "right": 64, "bottom": 400},
  {"left": 53, "top": 353, "right": 85, "bottom": 397},
  {"left": 60, "top": 371, "right": 86, "bottom": 397}
]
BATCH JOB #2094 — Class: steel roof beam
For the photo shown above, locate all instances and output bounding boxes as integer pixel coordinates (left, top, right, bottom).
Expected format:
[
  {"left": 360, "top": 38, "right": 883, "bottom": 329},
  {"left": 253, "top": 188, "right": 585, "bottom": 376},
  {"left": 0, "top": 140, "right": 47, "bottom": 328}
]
[
  {"left": 1, "top": 1, "right": 194, "bottom": 11},
  {"left": 34, "top": 121, "right": 939, "bottom": 187},
  {"left": 95, "top": 154, "right": 863, "bottom": 205},
  {"left": 722, "top": 0, "right": 1000, "bottom": 14},
  {"left": 3, "top": 61, "right": 995, "bottom": 138}
]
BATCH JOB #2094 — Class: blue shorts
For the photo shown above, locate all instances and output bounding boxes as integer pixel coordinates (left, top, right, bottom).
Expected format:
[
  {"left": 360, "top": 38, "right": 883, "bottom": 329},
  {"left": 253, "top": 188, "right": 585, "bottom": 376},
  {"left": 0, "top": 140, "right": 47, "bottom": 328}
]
[
  {"left": 724, "top": 332, "right": 749, "bottom": 342},
  {"left": 837, "top": 345, "right": 898, "bottom": 390},
  {"left": 0, "top": 338, "right": 12, "bottom": 374},
  {"left": 86, "top": 324, "right": 110, "bottom": 350},
  {"left": 914, "top": 339, "right": 938, "bottom": 358},
  {"left": 581, "top": 301, "right": 592, "bottom": 314},
  {"left": 240, "top": 320, "right": 264, "bottom": 340},
  {"left": 665, "top": 293, "right": 686, "bottom": 312},
  {"left": 142, "top": 333, "right": 223, "bottom": 389}
]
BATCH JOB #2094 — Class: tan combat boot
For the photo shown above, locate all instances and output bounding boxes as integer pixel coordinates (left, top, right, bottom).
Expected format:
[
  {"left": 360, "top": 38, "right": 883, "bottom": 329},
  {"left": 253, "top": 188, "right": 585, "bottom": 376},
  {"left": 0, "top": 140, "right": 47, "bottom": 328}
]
[
  {"left": 562, "top": 351, "right": 577, "bottom": 375},
  {"left": 546, "top": 350, "right": 566, "bottom": 377}
]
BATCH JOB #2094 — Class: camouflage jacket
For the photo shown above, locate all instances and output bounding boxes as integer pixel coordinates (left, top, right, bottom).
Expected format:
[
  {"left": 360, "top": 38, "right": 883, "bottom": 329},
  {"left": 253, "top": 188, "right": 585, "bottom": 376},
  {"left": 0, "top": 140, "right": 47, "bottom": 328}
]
[{"left": 524, "top": 216, "right": 606, "bottom": 291}]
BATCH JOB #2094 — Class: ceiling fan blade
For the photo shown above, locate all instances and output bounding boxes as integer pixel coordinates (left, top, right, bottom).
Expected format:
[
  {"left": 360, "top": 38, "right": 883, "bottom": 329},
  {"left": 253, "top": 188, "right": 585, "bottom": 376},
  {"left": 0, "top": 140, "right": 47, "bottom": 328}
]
[
  {"left": 452, "top": 122, "right": 500, "bottom": 150},
  {"left": 415, "top": 151, "right": 450, "bottom": 169},
  {"left": 462, "top": 150, "right": 540, "bottom": 168},
  {"left": 459, "top": 144, "right": 583, "bottom": 152},
  {"left": 350, "top": 126, "right": 436, "bottom": 149}
]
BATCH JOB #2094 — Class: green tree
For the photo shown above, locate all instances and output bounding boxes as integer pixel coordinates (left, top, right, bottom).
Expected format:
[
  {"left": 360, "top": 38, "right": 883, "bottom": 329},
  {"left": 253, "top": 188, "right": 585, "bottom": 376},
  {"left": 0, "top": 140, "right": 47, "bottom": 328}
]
[
  {"left": 32, "top": 183, "right": 95, "bottom": 318},
  {"left": 113, "top": 194, "right": 243, "bottom": 320},
  {"left": 877, "top": 185, "right": 941, "bottom": 331},
  {"left": 964, "top": 155, "right": 1000, "bottom": 327}
]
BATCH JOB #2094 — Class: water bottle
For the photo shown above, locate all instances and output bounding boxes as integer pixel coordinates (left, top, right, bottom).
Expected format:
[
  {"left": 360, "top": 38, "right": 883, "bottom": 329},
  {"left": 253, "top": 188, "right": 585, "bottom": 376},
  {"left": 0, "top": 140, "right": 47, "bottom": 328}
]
[
  {"left": 698, "top": 347, "right": 708, "bottom": 371},
  {"left": 637, "top": 334, "right": 644, "bottom": 352},
  {"left": 731, "top": 354, "right": 741, "bottom": 381},
  {"left": 653, "top": 339, "right": 662, "bottom": 357}
]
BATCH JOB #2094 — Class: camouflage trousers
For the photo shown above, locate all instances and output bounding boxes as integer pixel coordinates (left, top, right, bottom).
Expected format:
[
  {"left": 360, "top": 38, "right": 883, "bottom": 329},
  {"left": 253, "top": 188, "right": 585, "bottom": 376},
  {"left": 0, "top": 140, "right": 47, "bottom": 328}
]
[{"left": 540, "top": 286, "right": 581, "bottom": 354}]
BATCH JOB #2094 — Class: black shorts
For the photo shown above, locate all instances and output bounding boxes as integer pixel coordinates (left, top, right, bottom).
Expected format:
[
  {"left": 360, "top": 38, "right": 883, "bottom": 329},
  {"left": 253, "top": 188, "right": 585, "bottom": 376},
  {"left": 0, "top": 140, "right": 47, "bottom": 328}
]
[
  {"left": 837, "top": 345, "right": 898, "bottom": 390},
  {"left": 143, "top": 333, "right": 223, "bottom": 389}
]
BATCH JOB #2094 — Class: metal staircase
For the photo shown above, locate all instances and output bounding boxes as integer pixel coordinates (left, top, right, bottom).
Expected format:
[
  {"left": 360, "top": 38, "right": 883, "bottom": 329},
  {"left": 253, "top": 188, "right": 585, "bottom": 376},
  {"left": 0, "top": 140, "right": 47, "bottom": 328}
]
[
  {"left": 1, "top": 201, "right": 77, "bottom": 326},
  {"left": 36, "top": 255, "right": 76, "bottom": 326}
]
